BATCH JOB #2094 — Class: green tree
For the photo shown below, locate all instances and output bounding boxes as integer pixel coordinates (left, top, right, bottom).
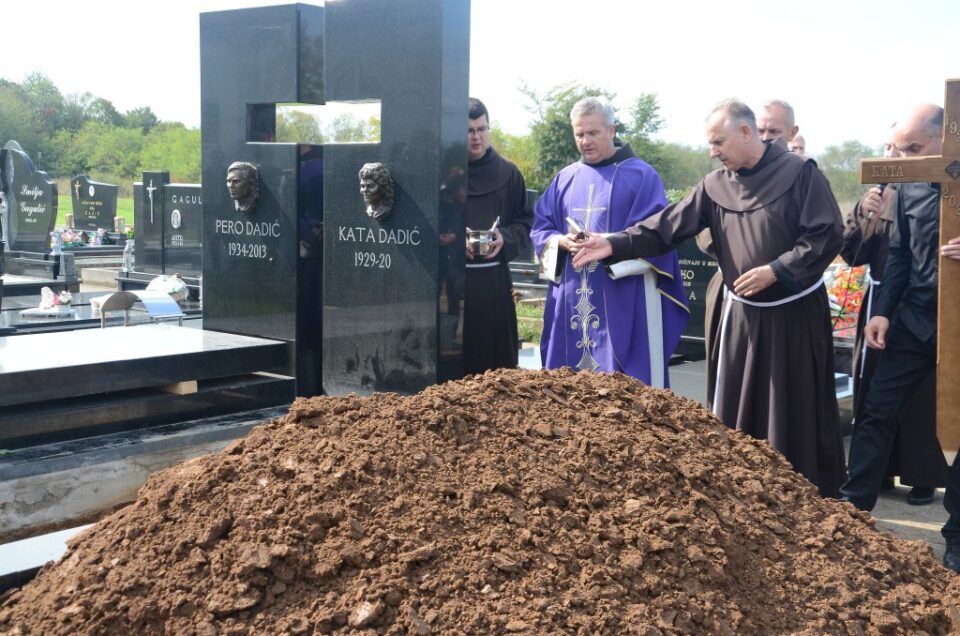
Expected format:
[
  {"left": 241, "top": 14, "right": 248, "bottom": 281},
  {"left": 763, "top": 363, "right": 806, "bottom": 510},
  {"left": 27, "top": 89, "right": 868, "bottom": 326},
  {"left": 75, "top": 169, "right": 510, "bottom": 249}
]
[
  {"left": 124, "top": 106, "right": 159, "bottom": 134},
  {"left": 655, "top": 142, "right": 715, "bottom": 191},
  {"left": 140, "top": 124, "right": 201, "bottom": 182},
  {"left": 21, "top": 72, "right": 65, "bottom": 135},
  {"left": 60, "top": 92, "right": 95, "bottom": 132},
  {"left": 365, "top": 115, "right": 381, "bottom": 141},
  {"left": 326, "top": 113, "right": 375, "bottom": 142},
  {"left": 816, "top": 140, "right": 877, "bottom": 208},
  {"left": 48, "top": 128, "right": 83, "bottom": 176},
  {"left": 521, "top": 82, "right": 621, "bottom": 191},
  {"left": 489, "top": 125, "right": 537, "bottom": 190},
  {"left": 621, "top": 93, "right": 665, "bottom": 168},
  {"left": 276, "top": 109, "right": 326, "bottom": 144},
  {"left": 0, "top": 81, "right": 43, "bottom": 157},
  {"left": 87, "top": 97, "right": 124, "bottom": 128}
]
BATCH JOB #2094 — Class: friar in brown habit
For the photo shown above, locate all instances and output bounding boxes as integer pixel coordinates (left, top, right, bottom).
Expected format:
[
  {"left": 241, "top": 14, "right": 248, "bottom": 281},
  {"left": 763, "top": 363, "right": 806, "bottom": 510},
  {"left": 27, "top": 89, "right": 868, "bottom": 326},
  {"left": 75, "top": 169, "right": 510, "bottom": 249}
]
[
  {"left": 571, "top": 99, "right": 846, "bottom": 497},
  {"left": 840, "top": 130, "right": 945, "bottom": 503},
  {"left": 701, "top": 99, "right": 803, "bottom": 406}
]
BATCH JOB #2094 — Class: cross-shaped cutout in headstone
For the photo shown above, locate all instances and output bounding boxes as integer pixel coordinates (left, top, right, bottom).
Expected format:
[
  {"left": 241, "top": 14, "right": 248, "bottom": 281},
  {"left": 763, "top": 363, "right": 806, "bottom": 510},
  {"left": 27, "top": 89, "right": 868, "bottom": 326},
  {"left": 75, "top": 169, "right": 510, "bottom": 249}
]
[
  {"left": 200, "top": 1, "right": 469, "bottom": 398},
  {"left": 272, "top": 102, "right": 382, "bottom": 145},
  {"left": 246, "top": 102, "right": 382, "bottom": 145},
  {"left": 860, "top": 77, "right": 960, "bottom": 464}
]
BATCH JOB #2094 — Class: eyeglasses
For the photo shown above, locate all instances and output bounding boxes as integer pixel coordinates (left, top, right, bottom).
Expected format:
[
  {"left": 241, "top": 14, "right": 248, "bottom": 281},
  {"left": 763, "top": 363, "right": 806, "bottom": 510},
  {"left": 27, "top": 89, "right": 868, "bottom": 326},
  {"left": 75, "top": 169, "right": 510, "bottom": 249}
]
[{"left": 467, "top": 126, "right": 489, "bottom": 137}]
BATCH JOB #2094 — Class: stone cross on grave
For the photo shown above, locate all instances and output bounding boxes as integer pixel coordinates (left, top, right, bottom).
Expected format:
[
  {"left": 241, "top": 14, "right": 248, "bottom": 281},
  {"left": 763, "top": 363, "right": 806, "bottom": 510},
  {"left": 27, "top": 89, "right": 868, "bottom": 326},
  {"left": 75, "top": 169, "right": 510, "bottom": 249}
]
[
  {"left": 860, "top": 77, "right": 960, "bottom": 464},
  {"left": 145, "top": 179, "right": 157, "bottom": 223},
  {"left": 74, "top": 180, "right": 81, "bottom": 199}
]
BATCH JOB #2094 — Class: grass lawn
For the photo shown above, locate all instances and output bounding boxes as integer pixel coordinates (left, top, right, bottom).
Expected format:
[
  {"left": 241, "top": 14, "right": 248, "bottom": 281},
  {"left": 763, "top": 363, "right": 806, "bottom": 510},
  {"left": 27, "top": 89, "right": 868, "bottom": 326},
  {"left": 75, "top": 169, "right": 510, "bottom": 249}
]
[{"left": 516, "top": 300, "right": 544, "bottom": 345}]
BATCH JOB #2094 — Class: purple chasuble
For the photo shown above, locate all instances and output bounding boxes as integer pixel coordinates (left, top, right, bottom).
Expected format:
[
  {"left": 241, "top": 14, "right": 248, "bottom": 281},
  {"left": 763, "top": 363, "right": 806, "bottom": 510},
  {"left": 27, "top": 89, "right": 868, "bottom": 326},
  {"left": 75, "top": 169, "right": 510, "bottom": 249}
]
[{"left": 531, "top": 146, "right": 689, "bottom": 385}]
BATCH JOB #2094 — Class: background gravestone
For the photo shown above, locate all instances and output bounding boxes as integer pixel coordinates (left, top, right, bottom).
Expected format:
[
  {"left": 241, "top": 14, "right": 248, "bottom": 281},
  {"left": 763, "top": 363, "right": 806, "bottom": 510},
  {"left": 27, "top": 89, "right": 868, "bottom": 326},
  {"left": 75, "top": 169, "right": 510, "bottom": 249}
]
[
  {"left": 164, "top": 183, "right": 203, "bottom": 276},
  {"left": 132, "top": 171, "right": 202, "bottom": 278},
  {"left": 675, "top": 240, "right": 719, "bottom": 361},
  {"left": 133, "top": 171, "right": 171, "bottom": 275},
  {"left": 0, "top": 141, "right": 58, "bottom": 253},
  {"left": 70, "top": 175, "right": 118, "bottom": 232}
]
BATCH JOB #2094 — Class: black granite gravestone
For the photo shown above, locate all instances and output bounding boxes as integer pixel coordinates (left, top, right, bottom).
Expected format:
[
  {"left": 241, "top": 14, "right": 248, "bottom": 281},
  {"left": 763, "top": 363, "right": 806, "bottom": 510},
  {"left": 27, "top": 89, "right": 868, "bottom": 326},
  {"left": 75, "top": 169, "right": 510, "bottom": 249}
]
[
  {"left": 200, "top": 1, "right": 468, "bottom": 398},
  {"left": 321, "top": 0, "right": 469, "bottom": 395},
  {"left": 70, "top": 175, "right": 118, "bottom": 232},
  {"left": 132, "top": 171, "right": 202, "bottom": 278},
  {"left": 200, "top": 4, "right": 325, "bottom": 397},
  {"left": 132, "top": 171, "right": 170, "bottom": 275},
  {"left": 676, "top": 240, "right": 719, "bottom": 361},
  {"left": 164, "top": 183, "right": 203, "bottom": 276},
  {"left": 0, "top": 141, "right": 58, "bottom": 252}
]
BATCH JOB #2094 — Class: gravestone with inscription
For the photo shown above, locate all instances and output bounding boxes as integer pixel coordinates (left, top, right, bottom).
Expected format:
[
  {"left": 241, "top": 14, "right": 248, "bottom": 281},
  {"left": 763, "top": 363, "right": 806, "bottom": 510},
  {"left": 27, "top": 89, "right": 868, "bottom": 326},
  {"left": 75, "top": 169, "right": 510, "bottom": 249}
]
[
  {"left": 321, "top": 0, "right": 468, "bottom": 395},
  {"left": 70, "top": 175, "right": 118, "bottom": 232},
  {"left": 675, "top": 241, "right": 718, "bottom": 360},
  {"left": 132, "top": 171, "right": 202, "bottom": 277},
  {"left": 0, "top": 141, "right": 58, "bottom": 252},
  {"left": 200, "top": 0, "right": 468, "bottom": 398}
]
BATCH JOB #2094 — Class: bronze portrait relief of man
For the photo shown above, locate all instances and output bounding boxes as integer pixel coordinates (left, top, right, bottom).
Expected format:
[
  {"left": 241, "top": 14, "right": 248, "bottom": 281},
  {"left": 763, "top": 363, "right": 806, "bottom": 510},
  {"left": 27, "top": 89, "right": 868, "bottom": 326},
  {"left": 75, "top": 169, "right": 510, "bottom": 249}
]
[{"left": 226, "top": 161, "right": 260, "bottom": 213}]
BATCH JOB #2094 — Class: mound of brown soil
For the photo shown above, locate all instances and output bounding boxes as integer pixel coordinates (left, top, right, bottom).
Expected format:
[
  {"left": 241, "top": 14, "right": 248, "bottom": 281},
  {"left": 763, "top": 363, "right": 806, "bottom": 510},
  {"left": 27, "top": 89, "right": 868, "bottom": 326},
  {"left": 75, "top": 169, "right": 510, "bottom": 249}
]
[{"left": 2, "top": 368, "right": 959, "bottom": 635}]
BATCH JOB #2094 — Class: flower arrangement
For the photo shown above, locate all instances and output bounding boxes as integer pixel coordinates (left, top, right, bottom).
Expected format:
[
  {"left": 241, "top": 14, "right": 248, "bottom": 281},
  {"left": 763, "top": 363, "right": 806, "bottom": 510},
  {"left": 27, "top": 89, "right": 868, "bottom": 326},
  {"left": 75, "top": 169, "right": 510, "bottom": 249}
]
[
  {"left": 59, "top": 229, "right": 86, "bottom": 248},
  {"left": 38, "top": 287, "right": 73, "bottom": 311},
  {"left": 826, "top": 264, "right": 866, "bottom": 339}
]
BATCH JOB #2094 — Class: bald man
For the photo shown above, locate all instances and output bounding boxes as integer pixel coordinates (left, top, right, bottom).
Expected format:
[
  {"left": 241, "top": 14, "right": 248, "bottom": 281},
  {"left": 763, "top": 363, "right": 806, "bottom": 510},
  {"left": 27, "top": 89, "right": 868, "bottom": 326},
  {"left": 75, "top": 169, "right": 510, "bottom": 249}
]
[
  {"left": 841, "top": 124, "right": 944, "bottom": 506},
  {"left": 572, "top": 99, "right": 846, "bottom": 498},
  {"left": 700, "top": 98, "right": 803, "bottom": 410},
  {"left": 837, "top": 104, "right": 960, "bottom": 571},
  {"left": 758, "top": 99, "right": 800, "bottom": 147},
  {"left": 789, "top": 134, "right": 806, "bottom": 156}
]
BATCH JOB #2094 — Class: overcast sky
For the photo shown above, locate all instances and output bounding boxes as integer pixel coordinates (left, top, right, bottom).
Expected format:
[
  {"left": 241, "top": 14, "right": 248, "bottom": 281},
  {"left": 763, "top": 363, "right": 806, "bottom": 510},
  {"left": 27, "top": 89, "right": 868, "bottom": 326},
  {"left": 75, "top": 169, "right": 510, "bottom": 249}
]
[{"left": 2, "top": 0, "right": 958, "bottom": 156}]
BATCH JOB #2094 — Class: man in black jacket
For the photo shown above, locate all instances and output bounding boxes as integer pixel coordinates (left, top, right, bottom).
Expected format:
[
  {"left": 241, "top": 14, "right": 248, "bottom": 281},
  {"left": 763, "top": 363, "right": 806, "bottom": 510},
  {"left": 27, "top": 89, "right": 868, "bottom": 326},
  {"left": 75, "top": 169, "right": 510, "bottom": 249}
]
[{"left": 837, "top": 103, "right": 960, "bottom": 571}]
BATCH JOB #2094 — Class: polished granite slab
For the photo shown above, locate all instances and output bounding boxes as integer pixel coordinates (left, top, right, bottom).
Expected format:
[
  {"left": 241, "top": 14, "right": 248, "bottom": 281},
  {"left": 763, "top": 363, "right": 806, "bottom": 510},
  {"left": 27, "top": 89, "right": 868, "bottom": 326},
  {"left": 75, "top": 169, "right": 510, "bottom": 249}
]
[
  {"left": 0, "top": 274, "right": 76, "bottom": 297},
  {"left": 200, "top": 5, "right": 324, "bottom": 397},
  {"left": 0, "top": 373, "right": 292, "bottom": 449},
  {"left": 0, "top": 293, "right": 202, "bottom": 333},
  {"left": 0, "top": 290, "right": 135, "bottom": 311},
  {"left": 0, "top": 324, "right": 288, "bottom": 407}
]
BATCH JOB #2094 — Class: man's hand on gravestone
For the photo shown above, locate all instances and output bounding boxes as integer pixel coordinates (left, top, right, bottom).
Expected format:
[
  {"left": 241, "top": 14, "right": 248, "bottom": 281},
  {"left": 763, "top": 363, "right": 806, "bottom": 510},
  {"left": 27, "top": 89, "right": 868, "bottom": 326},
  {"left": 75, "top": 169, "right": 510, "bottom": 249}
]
[
  {"left": 941, "top": 236, "right": 960, "bottom": 261},
  {"left": 484, "top": 229, "right": 504, "bottom": 259},
  {"left": 865, "top": 316, "right": 890, "bottom": 350},
  {"left": 570, "top": 234, "right": 612, "bottom": 268},
  {"left": 733, "top": 265, "right": 776, "bottom": 298}
]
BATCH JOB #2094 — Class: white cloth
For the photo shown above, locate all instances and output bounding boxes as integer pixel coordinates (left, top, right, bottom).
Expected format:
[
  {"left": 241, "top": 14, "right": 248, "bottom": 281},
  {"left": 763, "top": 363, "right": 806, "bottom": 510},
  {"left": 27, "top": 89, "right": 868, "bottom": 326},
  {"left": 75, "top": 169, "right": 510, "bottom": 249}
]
[
  {"left": 713, "top": 278, "right": 825, "bottom": 415},
  {"left": 605, "top": 259, "right": 664, "bottom": 388}
]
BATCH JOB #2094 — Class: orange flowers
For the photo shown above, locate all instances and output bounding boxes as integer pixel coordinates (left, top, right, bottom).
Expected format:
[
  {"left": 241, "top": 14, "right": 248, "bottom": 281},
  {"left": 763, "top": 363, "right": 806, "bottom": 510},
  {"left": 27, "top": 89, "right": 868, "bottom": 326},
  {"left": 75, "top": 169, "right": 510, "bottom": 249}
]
[{"left": 827, "top": 265, "right": 867, "bottom": 338}]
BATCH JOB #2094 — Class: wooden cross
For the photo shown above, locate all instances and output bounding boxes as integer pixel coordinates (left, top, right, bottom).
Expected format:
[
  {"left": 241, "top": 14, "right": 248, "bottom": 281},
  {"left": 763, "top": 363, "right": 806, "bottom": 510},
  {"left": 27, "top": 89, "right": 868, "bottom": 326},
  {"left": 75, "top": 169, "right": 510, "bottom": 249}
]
[{"left": 860, "top": 78, "right": 960, "bottom": 464}]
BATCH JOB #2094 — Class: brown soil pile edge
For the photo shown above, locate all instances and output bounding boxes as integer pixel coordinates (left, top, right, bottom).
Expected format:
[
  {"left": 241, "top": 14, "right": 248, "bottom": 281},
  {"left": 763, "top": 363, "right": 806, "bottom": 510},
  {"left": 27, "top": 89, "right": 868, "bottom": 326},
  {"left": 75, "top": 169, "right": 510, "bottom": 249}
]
[{"left": 2, "top": 368, "right": 960, "bottom": 635}]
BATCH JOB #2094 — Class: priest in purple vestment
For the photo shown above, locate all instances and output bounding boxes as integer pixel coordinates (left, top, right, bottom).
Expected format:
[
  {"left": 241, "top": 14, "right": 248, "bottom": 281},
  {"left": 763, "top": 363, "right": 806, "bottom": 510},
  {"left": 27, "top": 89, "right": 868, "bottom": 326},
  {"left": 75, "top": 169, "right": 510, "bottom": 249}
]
[{"left": 531, "top": 97, "right": 689, "bottom": 388}]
